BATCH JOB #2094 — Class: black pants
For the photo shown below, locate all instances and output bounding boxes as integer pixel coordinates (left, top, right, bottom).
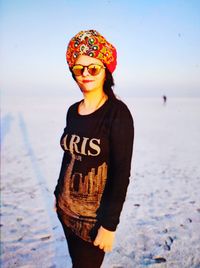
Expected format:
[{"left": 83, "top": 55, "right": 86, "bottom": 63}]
[{"left": 58, "top": 216, "right": 105, "bottom": 268}]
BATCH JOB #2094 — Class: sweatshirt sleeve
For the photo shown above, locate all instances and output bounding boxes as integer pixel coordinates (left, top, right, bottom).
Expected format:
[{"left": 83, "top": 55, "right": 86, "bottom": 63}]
[
  {"left": 99, "top": 102, "right": 134, "bottom": 231},
  {"left": 54, "top": 152, "right": 68, "bottom": 197},
  {"left": 54, "top": 107, "right": 71, "bottom": 197}
]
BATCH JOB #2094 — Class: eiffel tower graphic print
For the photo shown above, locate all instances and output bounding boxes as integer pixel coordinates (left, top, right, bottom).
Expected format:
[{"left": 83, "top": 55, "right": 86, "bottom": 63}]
[{"left": 59, "top": 152, "right": 108, "bottom": 218}]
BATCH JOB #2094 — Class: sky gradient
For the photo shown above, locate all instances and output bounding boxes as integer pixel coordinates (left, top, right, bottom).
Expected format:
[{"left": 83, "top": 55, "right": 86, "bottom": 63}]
[{"left": 1, "top": 0, "right": 200, "bottom": 98}]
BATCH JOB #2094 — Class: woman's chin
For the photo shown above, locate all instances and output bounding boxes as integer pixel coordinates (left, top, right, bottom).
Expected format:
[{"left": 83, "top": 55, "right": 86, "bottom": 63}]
[{"left": 80, "top": 86, "right": 95, "bottom": 93}]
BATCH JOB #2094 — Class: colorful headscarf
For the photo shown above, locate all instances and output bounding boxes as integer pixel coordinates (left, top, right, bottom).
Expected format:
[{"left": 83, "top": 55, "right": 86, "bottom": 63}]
[{"left": 66, "top": 30, "right": 117, "bottom": 73}]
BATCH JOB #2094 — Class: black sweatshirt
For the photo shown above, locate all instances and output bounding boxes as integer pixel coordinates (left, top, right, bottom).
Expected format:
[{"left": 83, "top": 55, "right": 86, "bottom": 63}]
[{"left": 54, "top": 97, "right": 134, "bottom": 242}]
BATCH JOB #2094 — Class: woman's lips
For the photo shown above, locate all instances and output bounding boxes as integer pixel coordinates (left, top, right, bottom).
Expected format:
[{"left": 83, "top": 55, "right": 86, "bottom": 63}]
[{"left": 82, "top": 79, "right": 94, "bottom": 83}]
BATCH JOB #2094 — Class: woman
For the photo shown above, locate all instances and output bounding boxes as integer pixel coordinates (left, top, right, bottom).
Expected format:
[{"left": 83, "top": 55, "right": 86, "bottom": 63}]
[{"left": 54, "top": 30, "right": 134, "bottom": 268}]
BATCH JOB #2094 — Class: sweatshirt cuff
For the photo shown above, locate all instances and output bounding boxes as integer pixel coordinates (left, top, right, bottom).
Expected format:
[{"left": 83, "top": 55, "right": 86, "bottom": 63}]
[{"left": 100, "top": 219, "right": 119, "bottom": 232}]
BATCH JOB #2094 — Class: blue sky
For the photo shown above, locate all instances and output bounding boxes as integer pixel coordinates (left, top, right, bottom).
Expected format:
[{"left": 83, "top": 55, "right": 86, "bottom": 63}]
[{"left": 1, "top": 0, "right": 200, "bottom": 98}]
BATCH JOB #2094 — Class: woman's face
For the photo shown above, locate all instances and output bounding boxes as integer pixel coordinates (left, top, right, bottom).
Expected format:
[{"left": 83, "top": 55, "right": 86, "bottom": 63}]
[{"left": 73, "top": 55, "right": 106, "bottom": 94}]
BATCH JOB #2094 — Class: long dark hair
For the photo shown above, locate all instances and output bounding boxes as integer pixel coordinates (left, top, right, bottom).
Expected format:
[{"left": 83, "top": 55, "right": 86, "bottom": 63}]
[
  {"left": 70, "top": 67, "right": 116, "bottom": 99},
  {"left": 103, "top": 68, "right": 116, "bottom": 99}
]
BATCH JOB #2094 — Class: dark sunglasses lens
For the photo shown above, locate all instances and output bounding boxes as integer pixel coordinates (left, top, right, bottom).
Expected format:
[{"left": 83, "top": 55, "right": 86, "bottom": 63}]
[
  {"left": 88, "top": 65, "right": 101, "bottom": 76},
  {"left": 72, "top": 66, "right": 83, "bottom": 76},
  {"left": 72, "top": 64, "right": 103, "bottom": 76}
]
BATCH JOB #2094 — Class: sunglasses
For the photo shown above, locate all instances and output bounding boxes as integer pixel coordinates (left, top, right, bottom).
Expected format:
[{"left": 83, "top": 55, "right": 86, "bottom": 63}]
[{"left": 71, "top": 64, "right": 106, "bottom": 76}]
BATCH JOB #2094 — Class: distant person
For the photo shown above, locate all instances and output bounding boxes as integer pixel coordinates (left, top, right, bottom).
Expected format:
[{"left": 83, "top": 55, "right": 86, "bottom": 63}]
[
  {"left": 163, "top": 95, "right": 167, "bottom": 105},
  {"left": 54, "top": 30, "right": 134, "bottom": 268}
]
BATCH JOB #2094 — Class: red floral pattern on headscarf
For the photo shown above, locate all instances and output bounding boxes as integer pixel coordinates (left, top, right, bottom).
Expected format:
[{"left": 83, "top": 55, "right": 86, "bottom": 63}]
[{"left": 66, "top": 30, "right": 117, "bottom": 73}]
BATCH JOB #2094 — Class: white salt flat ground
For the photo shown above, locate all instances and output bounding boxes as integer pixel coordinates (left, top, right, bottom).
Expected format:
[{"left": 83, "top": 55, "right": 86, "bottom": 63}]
[{"left": 1, "top": 96, "right": 200, "bottom": 268}]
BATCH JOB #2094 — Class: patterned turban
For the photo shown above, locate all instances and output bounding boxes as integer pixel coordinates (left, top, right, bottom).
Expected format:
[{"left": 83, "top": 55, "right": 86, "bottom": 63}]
[{"left": 66, "top": 30, "right": 117, "bottom": 73}]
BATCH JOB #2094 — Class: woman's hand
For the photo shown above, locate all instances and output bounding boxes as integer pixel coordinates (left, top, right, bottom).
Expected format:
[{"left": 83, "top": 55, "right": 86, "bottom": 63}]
[{"left": 93, "top": 226, "right": 115, "bottom": 252}]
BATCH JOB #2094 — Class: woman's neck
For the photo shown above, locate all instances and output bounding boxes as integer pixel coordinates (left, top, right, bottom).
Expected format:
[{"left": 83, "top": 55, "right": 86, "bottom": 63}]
[
  {"left": 78, "top": 90, "right": 108, "bottom": 115},
  {"left": 83, "top": 90, "right": 106, "bottom": 107}
]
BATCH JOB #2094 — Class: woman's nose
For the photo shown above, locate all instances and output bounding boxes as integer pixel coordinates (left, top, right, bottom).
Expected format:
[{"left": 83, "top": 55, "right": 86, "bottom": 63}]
[{"left": 82, "top": 66, "right": 90, "bottom": 76}]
